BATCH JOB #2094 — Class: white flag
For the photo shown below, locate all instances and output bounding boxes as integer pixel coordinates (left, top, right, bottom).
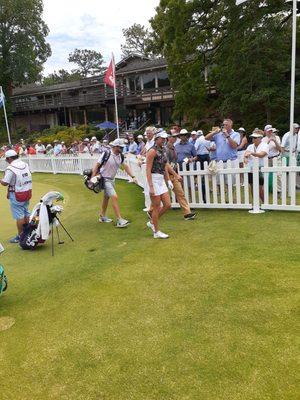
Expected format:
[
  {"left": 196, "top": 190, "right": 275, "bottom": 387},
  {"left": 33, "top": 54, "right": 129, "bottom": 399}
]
[
  {"left": 0, "top": 88, "right": 4, "bottom": 108},
  {"left": 236, "top": 0, "right": 248, "bottom": 5}
]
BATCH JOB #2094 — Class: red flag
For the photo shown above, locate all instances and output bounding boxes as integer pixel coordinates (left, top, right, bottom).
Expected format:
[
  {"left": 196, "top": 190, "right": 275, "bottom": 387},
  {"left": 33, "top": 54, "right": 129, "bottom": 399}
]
[{"left": 104, "top": 60, "right": 115, "bottom": 88}]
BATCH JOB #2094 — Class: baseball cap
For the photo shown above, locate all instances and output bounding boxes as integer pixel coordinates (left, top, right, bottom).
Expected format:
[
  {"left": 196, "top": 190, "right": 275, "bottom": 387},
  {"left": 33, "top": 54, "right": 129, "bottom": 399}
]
[
  {"left": 110, "top": 139, "right": 125, "bottom": 147},
  {"left": 191, "top": 130, "right": 198, "bottom": 136},
  {"left": 179, "top": 129, "right": 189, "bottom": 135},
  {"left": 91, "top": 136, "right": 97, "bottom": 141},
  {"left": 238, "top": 127, "right": 245, "bottom": 132},
  {"left": 155, "top": 131, "right": 169, "bottom": 139},
  {"left": 84, "top": 138, "right": 90, "bottom": 142},
  {"left": 137, "top": 135, "right": 144, "bottom": 139},
  {"left": 293, "top": 123, "right": 299, "bottom": 128},
  {"left": 197, "top": 130, "right": 204, "bottom": 136},
  {"left": 264, "top": 124, "right": 273, "bottom": 131},
  {"left": 5, "top": 150, "right": 17, "bottom": 158}
]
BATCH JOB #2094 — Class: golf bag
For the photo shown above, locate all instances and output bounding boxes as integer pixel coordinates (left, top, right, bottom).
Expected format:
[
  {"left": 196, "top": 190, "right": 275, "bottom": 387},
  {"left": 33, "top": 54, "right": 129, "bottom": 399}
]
[
  {"left": 0, "top": 265, "right": 8, "bottom": 294},
  {"left": 83, "top": 150, "right": 124, "bottom": 194},
  {"left": 19, "top": 191, "right": 64, "bottom": 250}
]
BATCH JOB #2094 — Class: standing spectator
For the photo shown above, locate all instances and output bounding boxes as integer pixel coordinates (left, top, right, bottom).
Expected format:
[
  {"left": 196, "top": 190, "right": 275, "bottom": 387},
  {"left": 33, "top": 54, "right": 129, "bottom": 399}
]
[
  {"left": 128, "top": 136, "right": 138, "bottom": 155},
  {"left": 69, "top": 142, "right": 78, "bottom": 155},
  {"left": 195, "top": 132, "right": 215, "bottom": 168},
  {"left": 189, "top": 131, "right": 198, "bottom": 146},
  {"left": 53, "top": 140, "right": 62, "bottom": 156},
  {"left": 0, "top": 150, "right": 32, "bottom": 243},
  {"left": 263, "top": 125, "right": 281, "bottom": 161},
  {"left": 61, "top": 142, "right": 68, "bottom": 154},
  {"left": 81, "top": 138, "right": 90, "bottom": 154},
  {"left": 35, "top": 140, "right": 45, "bottom": 154},
  {"left": 90, "top": 136, "right": 101, "bottom": 154},
  {"left": 281, "top": 123, "right": 299, "bottom": 163},
  {"left": 136, "top": 135, "right": 145, "bottom": 155},
  {"left": 18, "top": 145, "right": 27, "bottom": 156},
  {"left": 236, "top": 127, "right": 248, "bottom": 165},
  {"left": 26, "top": 144, "right": 36, "bottom": 155},
  {"left": 244, "top": 130, "right": 269, "bottom": 202},
  {"left": 46, "top": 144, "right": 54, "bottom": 155},
  {"left": 205, "top": 119, "right": 240, "bottom": 162},
  {"left": 174, "top": 129, "right": 197, "bottom": 167}
]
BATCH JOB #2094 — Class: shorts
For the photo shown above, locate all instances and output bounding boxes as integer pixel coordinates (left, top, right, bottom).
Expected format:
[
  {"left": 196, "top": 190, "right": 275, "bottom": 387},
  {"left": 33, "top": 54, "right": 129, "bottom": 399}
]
[
  {"left": 9, "top": 192, "right": 30, "bottom": 220},
  {"left": 144, "top": 173, "right": 168, "bottom": 196},
  {"left": 248, "top": 173, "right": 264, "bottom": 186},
  {"left": 103, "top": 178, "right": 117, "bottom": 198}
]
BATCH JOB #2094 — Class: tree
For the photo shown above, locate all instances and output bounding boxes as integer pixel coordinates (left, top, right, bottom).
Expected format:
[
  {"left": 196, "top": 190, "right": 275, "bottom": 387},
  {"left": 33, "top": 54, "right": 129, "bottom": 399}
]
[
  {"left": 150, "top": 0, "right": 297, "bottom": 130},
  {"left": 121, "top": 23, "right": 154, "bottom": 57},
  {"left": 42, "top": 69, "right": 82, "bottom": 86},
  {"left": 0, "top": 0, "right": 51, "bottom": 95},
  {"left": 68, "top": 49, "right": 105, "bottom": 77}
]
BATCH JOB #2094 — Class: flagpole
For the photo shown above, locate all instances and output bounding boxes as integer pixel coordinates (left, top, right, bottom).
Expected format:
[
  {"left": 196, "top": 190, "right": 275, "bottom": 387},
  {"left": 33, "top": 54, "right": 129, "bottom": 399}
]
[
  {"left": 112, "top": 53, "right": 120, "bottom": 139},
  {"left": 0, "top": 86, "right": 12, "bottom": 145},
  {"left": 289, "top": 0, "right": 297, "bottom": 161}
]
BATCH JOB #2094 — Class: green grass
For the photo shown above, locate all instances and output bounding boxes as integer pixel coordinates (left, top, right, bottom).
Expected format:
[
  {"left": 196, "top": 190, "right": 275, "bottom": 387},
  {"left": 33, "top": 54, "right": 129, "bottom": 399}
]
[{"left": 0, "top": 174, "right": 299, "bottom": 400}]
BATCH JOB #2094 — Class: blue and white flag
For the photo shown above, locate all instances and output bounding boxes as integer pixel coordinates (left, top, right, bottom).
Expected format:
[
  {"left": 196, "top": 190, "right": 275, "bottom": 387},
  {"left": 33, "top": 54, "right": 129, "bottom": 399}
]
[
  {"left": 0, "top": 88, "right": 4, "bottom": 108},
  {"left": 236, "top": 0, "right": 248, "bottom": 4}
]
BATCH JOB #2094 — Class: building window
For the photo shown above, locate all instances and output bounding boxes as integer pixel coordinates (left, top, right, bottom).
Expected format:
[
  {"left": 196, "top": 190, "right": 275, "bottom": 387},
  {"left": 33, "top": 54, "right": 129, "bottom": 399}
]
[
  {"left": 128, "top": 75, "right": 141, "bottom": 91},
  {"left": 142, "top": 72, "right": 156, "bottom": 89},
  {"left": 157, "top": 70, "right": 170, "bottom": 87}
]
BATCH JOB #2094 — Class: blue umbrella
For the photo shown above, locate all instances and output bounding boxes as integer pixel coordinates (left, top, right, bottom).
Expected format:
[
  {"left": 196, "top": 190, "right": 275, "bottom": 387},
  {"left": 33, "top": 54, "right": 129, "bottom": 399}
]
[{"left": 95, "top": 121, "right": 117, "bottom": 130}]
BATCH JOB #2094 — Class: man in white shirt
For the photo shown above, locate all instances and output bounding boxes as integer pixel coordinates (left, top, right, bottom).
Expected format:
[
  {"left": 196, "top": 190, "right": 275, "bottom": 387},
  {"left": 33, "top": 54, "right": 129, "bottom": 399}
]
[
  {"left": 244, "top": 130, "right": 269, "bottom": 201},
  {"left": 91, "top": 139, "right": 137, "bottom": 228},
  {"left": 262, "top": 125, "right": 281, "bottom": 161},
  {"left": 281, "top": 123, "right": 300, "bottom": 161},
  {"left": 35, "top": 140, "right": 45, "bottom": 154}
]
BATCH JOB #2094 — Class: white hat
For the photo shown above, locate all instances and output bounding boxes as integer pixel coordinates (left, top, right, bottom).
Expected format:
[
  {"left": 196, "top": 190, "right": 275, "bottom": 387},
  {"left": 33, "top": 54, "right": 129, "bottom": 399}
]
[
  {"left": 110, "top": 138, "right": 125, "bottom": 147},
  {"left": 250, "top": 130, "right": 263, "bottom": 138},
  {"left": 293, "top": 123, "right": 299, "bottom": 128},
  {"left": 61, "top": 141, "right": 65, "bottom": 144},
  {"left": 103, "top": 139, "right": 108, "bottom": 144},
  {"left": 197, "top": 130, "right": 203, "bottom": 136},
  {"left": 155, "top": 130, "right": 169, "bottom": 139},
  {"left": 238, "top": 127, "right": 245, "bottom": 132},
  {"left": 5, "top": 150, "right": 17, "bottom": 158},
  {"left": 191, "top": 131, "right": 198, "bottom": 136},
  {"left": 272, "top": 127, "right": 278, "bottom": 133},
  {"left": 137, "top": 135, "right": 144, "bottom": 139},
  {"left": 91, "top": 136, "right": 97, "bottom": 141},
  {"left": 179, "top": 129, "right": 189, "bottom": 135},
  {"left": 46, "top": 144, "right": 52, "bottom": 148},
  {"left": 84, "top": 138, "right": 90, "bottom": 142},
  {"left": 264, "top": 124, "right": 273, "bottom": 131}
]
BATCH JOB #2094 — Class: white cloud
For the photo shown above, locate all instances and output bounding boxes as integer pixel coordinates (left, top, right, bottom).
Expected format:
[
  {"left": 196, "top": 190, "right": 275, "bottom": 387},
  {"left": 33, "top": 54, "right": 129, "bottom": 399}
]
[{"left": 42, "top": 0, "right": 159, "bottom": 75}]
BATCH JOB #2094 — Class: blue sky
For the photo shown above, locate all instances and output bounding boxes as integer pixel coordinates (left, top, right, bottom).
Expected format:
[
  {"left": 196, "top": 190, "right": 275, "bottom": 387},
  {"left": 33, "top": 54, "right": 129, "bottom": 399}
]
[{"left": 43, "top": 0, "right": 159, "bottom": 75}]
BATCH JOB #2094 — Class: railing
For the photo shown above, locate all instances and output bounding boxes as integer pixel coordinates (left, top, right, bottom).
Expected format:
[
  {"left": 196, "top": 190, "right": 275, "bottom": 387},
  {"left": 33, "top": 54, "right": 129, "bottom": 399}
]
[{"left": 1, "top": 154, "right": 299, "bottom": 213}]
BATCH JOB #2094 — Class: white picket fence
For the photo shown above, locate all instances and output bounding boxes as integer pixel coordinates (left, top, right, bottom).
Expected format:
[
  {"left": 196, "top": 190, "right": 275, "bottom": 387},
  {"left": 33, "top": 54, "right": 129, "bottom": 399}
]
[{"left": 0, "top": 154, "right": 299, "bottom": 212}]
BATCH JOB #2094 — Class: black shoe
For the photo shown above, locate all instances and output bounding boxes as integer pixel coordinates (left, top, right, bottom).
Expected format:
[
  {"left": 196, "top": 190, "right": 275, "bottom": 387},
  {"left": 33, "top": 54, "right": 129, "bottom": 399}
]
[{"left": 184, "top": 213, "right": 196, "bottom": 220}]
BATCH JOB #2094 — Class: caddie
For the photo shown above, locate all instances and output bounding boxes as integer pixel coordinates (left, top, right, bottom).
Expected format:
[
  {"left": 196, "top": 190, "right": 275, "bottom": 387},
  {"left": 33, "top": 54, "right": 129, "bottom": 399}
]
[{"left": 1, "top": 150, "right": 32, "bottom": 243}]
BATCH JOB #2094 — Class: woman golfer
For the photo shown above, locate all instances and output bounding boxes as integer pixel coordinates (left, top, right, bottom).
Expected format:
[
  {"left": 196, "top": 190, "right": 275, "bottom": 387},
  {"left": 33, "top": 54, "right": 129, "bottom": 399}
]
[{"left": 146, "top": 131, "right": 175, "bottom": 239}]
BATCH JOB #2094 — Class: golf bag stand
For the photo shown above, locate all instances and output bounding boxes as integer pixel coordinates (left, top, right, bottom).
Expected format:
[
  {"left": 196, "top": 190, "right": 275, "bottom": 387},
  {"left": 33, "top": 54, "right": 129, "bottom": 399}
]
[{"left": 50, "top": 216, "right": 74, "bottom": 257}]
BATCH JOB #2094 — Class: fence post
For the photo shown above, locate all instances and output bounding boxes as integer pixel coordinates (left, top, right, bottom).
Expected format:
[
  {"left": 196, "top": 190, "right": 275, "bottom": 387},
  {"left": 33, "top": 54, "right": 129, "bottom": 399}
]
[
  {"left": 51, "top": 157, "right": 57, "bottom": 174},
  {"left": 249, "top": 158, "right": 264, "bottom": 214}
]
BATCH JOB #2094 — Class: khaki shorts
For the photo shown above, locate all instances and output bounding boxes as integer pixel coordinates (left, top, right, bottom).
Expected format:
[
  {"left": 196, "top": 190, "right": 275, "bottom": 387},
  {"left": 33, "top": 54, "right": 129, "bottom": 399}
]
[{"left": 103, "top": 178, "right": 117, "bottom": 198}]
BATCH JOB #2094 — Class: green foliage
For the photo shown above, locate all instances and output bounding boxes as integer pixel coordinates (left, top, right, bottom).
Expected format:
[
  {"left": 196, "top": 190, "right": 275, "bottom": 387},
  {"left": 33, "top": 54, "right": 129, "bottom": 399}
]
[
  {"left": 42, "top": 69, "right": 82, "bottom": 86},
  {"left": 0, "top": 0, "right": 51, "bottom": 94},
  {"left": 151, "top": 0, "right": 298, "bottom": 129},
  {"left": 68, "top": 48, "right": 105, "bottom": 77},
  {"left": 121, "top": 23, "right": 155, "bottom": 58}
]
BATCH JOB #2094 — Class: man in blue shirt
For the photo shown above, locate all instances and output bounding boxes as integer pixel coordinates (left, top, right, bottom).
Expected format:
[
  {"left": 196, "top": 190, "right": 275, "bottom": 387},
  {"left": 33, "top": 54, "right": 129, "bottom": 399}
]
[
  {"left": 128, "top": 136, "right": 138, "bottom": 155},
  {"left": 205, "top": 119, "right": 240, "bottom": 162},
  {"left": 175, "top": 129, "right": 197, "bottom": 167}
]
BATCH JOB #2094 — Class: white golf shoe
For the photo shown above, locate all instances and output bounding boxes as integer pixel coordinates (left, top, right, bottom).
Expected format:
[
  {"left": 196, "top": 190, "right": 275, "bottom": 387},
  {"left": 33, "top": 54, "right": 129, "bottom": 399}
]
[
  {"left": 153, "top": 231, "right": 169, "bottom": 239},
  {"left": 146, "top": 221, "right": 155, "bottom": 232}
]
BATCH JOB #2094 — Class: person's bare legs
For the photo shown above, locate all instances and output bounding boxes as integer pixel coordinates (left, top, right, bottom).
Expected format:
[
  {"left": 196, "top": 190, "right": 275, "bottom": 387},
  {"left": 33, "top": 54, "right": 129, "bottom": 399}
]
[
  {"left": 110, "top": 194, "right": 122, "bottom": 219},
  {"left": 16, "top": 216, "right": 29, "bottom": 235},
  {"left": 151, "top": 192, "right": 171, "bottom": 232},
  {"left": 101, "top": 196, "right": 109, "bottom": 217},
  {"left": 259, "top": 185, "right": 264, "bottom": 202}
]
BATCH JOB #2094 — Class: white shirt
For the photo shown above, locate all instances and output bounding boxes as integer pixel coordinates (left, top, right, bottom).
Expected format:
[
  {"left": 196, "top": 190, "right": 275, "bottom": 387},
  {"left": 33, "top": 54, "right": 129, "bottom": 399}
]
[
  {"left": 195, "top": 136, "right": 214, "bottom": 155},
  {"left": 246, "top": 142, "right": 269, "bottom": 167},
  {"left": 262, "top": 135, "right": 281, "bottom": 158},
  {"left": 98, "top": 151, "right": 123, "bottom": 179},
  {"left": 35, "top": 144, "right": 45, "bottom": 154},
  {"left": 281, "top": 132, "right": 300, "bottom": 154},
  {"left": 145, "top": 139, "right": 155, "bottom": 152}
]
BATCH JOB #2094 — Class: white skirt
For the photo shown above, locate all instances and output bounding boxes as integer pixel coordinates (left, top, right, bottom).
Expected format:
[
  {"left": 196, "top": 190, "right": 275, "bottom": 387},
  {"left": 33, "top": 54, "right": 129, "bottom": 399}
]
[{"left": 144, "top": 173, "right": 168, "bottom": 196}]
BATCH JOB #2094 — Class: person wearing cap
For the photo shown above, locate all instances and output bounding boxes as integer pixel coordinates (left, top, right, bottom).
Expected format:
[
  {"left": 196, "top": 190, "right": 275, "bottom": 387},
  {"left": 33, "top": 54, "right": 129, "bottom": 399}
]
[
  {"left": 81, "top": 138, "right": 90, "bottom": 154},
  {"left": 1, "top": 150, "right": 33, "bottom": 243},
  {"left": 281, "top": 123, "right": 300, "bottom": 162},
  {"left": 236, "top": 127, "right": 248, "bottom": 160},
  {"left": 165, "top": 134, "right": 196, "bottom": 220},
  {"left": 91, "top": 139, "right": 137, "bottom": 228},
  {"left": 46, "top": 144, "right": 54, "bottom": 156},
  {"left": 145, "top": 131, "right": 173, "bottom": 239},
  {"left": 174, "top": 129, "right": 197, "bottom": 166},
  {"left": 205, "top": 119, "right": 240, "bottom": 162},
  {"left": 90, "top": 136, "right": 101, "bottom": 154},
  {"left": 262, "top": 125, "right": 281, "bottom": 161},
  {"left": 244, "top": 130, "right": 269, "bottom": 201},
  {"left": 188, "top": 131, "right": 198, "bottom": 146},
  {"left": 53, "top": 140, "right": 62, "bottom": 156},
  {"left": 136, "top": 135, "right": 145, "bottom": 155},
  {"left": 35, "top": 140, "right": 45, "bottom": 154},
  {"left": 128, "top": 136, "right": 138, "bottom": 155}
]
